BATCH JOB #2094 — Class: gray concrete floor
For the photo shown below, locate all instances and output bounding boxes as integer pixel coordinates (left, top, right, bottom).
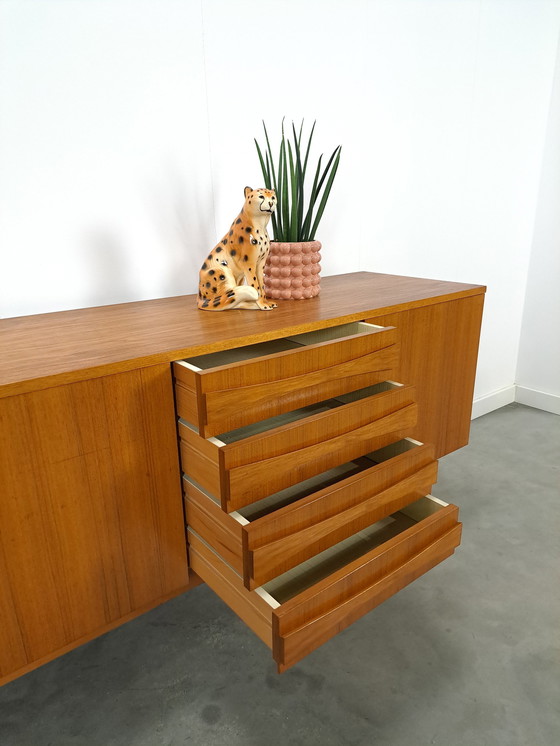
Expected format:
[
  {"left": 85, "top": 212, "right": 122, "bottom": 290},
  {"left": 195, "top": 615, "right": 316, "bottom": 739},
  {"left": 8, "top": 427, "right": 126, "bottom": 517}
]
[{"left": 1, "top": 403, "right": 558, "bottom": 746}]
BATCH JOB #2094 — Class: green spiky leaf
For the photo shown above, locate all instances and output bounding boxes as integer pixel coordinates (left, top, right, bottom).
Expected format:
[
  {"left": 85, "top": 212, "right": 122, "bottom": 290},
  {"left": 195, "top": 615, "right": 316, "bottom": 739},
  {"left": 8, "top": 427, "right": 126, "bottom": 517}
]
[
  {"left": 254, "top": 120, "right": 341, "bottom": 242},
  {"left": 309, "top": 146, "right": 341, "bottom": 240}
]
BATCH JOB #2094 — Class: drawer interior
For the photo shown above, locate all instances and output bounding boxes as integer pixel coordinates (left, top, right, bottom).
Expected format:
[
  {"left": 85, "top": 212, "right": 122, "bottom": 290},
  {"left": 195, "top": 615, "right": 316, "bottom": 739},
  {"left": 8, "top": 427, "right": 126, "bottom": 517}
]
[
  {"left": 229, "top": 436, "right": 424, "bottom": 523},
  {"left": 205, "top": 381, "right": 402, "bottom": 446},
  {"left": 179, "top": 322, "right": 384, "bottom": 372},
  {"left": 257, "top": 494, "right": 449, "bottom": 607},
  {"left": 181, "top": 436, "right": 425, "bottom": 526}
]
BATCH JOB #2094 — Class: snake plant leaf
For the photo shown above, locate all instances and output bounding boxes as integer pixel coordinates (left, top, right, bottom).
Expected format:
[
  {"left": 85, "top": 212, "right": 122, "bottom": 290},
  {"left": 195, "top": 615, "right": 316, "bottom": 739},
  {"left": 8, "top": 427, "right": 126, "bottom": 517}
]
[
  {"left": 315, "top": 144, "right": 341, "bottom": 200},
  {"left": 254, "top": 119, "right": 341, "bottom": 243},
  {"left": 262, "top": 121, "right": 278, "bottom": 194},
  {"left": 301, "top": 155, "right": 323, "bottom": 241},
  {"left": 309, "top": 146, "right": 341, "bottom": 240},
  {"left": 302, "top": 120, "right": 316, "bottom": 178},
  {"left": 287, "top": 140, "right": 299, "bottom": 242},
  {"left": 292, "top": 122, "right": 304, "bottom": 237},
  {"left": 254, "top": 138, "right": 270, "bottom": 188},
  {"left": 275, "top": 144, "right": 284, "bottom": 240},
  {"left": 254, "top": 141, "right": 281, "bottom": 237},
  {"left": 297, "top": 119, "right": 304, "bottom": 150},
  {"left": 265, "top": 152, "right": 279, "bottom": 237},
  {"left": 281, "top": 137, "right": 290, "bottom": 242}
]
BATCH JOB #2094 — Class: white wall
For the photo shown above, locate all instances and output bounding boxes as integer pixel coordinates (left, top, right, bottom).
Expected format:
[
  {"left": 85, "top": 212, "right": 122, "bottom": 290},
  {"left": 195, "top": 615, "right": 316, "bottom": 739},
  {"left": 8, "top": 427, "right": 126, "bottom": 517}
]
[
  {"left": 516, "top": 27, "right": 560, "bottom": 415},
  {"left": 356, "top": 0, "right": 560, "bottom": 407},
  {"left": 1, "top": 0, "right": 560, "bottom": 412},
  {"left": 0, "top": 0, "right": 214, "bottom": 316}
]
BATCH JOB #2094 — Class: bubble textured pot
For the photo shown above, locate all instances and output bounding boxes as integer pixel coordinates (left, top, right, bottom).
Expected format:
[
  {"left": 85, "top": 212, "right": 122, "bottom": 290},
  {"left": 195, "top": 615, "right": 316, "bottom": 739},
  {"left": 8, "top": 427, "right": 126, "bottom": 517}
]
[{"left": 264, "top": 241, "right": 322, "bottom": 300}]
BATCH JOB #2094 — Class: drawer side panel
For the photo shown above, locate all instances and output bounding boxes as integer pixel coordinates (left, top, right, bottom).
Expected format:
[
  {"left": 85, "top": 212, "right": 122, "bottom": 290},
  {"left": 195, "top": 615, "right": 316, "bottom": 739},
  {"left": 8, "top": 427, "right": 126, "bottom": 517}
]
[
  {"left": 187, "top": 530, "right": 273, "bottom": 649},
  {"left": 184, "top": 481, "right": 244, "bottom": 575},
  {"left": 179, "top": 426, "right": 221, "bottom": 499}
]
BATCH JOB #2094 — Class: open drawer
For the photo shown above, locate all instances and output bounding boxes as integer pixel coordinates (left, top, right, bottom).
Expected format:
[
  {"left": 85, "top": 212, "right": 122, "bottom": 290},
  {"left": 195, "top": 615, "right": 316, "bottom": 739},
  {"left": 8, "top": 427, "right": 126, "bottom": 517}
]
[
  {"left": 184, "top": 438, "right": 439, "bottom": 589},
  {"left": 188, "top": 493, "right": 462, "bottom": 672},
  {"left": 173, "top": 322, "right": 398, "bottom": 437},
  {"left": 179, "top": 381, "right": 418, "bottom": 511}
]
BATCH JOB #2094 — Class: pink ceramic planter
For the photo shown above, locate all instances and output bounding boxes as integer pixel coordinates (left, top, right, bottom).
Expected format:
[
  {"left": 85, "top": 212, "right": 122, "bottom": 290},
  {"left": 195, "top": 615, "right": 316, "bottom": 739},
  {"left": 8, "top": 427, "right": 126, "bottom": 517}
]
[{"left": 263, "top": 241, "right": 322, "bottom": 300}]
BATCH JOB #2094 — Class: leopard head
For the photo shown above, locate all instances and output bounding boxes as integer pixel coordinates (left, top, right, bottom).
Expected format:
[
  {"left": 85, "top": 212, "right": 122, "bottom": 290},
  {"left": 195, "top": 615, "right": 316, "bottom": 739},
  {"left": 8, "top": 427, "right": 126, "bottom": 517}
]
[{"left": 243, "top": 186, "right": 277, "bottom": 218}]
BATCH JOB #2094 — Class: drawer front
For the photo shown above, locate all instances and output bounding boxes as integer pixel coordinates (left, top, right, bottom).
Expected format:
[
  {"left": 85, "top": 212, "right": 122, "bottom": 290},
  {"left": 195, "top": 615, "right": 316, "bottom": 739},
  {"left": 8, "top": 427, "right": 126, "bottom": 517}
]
[
  {"left": 174, "top": 325, "right": 398, "bottom": 438},
  {"left": 179, "top": 383, "right": 418, "bottom": 511},
  {"left": 243, "top": 443, "right": 438, "bottom": 589},
  {"left": 183, "top": 440, "right": 439, "bottom": 591},
  {"left": 186, "top": 496, "right": 461, "bottom": 673},
  {"left": 271, "top": 502, "right": 462, "bottom": 672}
]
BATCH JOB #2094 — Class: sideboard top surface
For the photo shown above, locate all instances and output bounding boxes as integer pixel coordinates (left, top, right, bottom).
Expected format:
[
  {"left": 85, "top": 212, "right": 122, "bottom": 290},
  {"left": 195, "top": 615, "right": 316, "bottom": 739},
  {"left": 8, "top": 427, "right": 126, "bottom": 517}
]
[{"left": 0, "top": 272, "right": 485, "bottom": 397}]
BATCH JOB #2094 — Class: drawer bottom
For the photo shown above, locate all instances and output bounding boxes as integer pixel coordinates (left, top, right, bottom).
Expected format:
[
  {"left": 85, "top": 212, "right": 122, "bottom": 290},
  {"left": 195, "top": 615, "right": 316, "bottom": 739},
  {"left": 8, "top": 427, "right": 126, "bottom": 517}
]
[{"left": 188, "top": 494, "right": 461, "bottom": 672}]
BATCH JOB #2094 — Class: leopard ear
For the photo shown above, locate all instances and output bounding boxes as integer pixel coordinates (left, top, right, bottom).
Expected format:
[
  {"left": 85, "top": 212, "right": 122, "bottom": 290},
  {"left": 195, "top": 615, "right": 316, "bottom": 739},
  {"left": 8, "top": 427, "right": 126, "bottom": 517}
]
[{"left": 244, "top": 186, "right": 252, "bottom": 198}]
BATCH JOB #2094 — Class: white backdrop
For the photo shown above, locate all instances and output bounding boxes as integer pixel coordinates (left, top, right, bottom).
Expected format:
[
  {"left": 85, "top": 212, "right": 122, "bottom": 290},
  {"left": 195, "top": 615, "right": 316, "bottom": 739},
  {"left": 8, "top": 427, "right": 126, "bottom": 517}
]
[
  {"left": 1, "top": 0, "right": 559, "bottom": 413},
  {"left": 516, "top": 23, "right": 560, "bottom": 415}
]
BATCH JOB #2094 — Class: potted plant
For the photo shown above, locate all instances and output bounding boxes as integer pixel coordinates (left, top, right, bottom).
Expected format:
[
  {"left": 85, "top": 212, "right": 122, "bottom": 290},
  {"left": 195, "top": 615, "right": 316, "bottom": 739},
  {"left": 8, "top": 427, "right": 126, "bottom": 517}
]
[{"left": 255, "top": 119, "right": 341, "bottom": 299}]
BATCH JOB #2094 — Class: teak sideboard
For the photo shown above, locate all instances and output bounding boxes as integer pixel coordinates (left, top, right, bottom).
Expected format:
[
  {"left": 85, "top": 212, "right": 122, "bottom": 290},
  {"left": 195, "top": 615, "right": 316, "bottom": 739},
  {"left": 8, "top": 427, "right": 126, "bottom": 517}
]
[{"left": 0, "top": 272, "right": 485, "bottom": 684}]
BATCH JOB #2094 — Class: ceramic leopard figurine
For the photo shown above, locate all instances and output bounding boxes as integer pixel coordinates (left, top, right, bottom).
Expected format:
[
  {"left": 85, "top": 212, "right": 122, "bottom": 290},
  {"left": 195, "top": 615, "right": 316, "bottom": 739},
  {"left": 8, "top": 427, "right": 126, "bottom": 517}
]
[{"left": 198, "top": 186, "right": 277, "bottom": 311}]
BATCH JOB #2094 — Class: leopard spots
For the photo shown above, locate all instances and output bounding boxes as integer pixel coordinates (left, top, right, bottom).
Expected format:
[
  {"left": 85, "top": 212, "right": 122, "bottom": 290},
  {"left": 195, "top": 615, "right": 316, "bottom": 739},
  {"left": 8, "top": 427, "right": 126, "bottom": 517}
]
[{"left": 197, "top": 186, "right": 277, "bottom": 311}]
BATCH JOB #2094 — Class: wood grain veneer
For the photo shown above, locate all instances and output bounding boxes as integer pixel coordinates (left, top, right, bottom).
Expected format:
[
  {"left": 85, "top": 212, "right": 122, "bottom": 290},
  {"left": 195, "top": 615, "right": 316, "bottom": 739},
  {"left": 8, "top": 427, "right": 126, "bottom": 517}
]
[
  {"left": 183, "top": 481, "right": 244, "bottom": 575},
  {"left": 179, "top": 384, "right": 418, "bottom": 511},
  {"left": 273, "top": 517, "right": 462, "bottom": 672},
  {"left": 182, "top": 443, "right": 438, "bottom": 591},
  {"left": 174, "top": 325, "right": 398, "bottom": 437},
  {"left": 187, "top": 530, "right": 273, "bottom": 648},
  {"left": 187, "top": 502, "right": 461, "bottom": 674},
  {"left": 224, "top": 401, "right": 418, "bottom": 511},
  {"left": 368, "top": 293, "right": 485, "bottom": 457},
  {"left": 243, "top": 446, "right": 438, "bottom": 589},
  {"left": 0, "top": 272, "right": 485, "bottom": 398},
  {"left": 0, "top": 271, "right": 485, "bottom": 683},
  {"left": 0, "top": 365, "right": 189, "bottom": 685}
]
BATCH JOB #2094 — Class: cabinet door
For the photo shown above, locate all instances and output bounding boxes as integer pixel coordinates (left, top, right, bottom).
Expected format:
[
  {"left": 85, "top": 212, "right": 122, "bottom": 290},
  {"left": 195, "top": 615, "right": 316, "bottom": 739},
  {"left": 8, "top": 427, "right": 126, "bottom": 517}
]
[
  {"left": 0, "top": 365, "right": 188, "bottom": 686},
  {"left": 367, "top": 293, "right": 484, "bottom": 458}
]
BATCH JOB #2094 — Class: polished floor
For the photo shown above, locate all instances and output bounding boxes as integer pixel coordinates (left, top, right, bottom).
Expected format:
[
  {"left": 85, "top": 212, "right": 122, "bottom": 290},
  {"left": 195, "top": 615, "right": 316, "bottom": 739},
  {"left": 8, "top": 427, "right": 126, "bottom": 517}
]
[{"left": 1, "top": 403, "right": 558, "bottom": 746}]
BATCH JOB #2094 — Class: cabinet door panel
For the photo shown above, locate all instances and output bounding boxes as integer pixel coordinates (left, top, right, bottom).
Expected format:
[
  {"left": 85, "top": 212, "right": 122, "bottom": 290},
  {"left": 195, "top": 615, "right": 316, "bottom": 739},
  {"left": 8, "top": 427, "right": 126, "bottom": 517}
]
[
  {"left": 367, "top": 294, "right": 484, "bottom": 457},
  {"left": 0, "top": 365, "right": 188, "bottom": 684}
]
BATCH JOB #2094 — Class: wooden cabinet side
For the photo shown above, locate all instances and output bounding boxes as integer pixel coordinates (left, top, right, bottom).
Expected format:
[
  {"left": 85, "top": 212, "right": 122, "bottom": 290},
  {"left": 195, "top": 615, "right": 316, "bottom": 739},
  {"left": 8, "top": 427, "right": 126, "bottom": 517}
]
[
  {"left": 0, "top": 364, "right": 189, "bottom": 686},
  {"left": 367, "top": 293, "right": 485, "bottom": 458}
]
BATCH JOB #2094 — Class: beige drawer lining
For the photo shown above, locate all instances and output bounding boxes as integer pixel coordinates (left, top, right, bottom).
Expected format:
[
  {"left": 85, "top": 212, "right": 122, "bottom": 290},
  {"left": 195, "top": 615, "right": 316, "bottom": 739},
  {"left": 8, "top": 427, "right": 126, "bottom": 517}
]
[{"left": 177, "top": 321, "right": 384, "bottom": 373}]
